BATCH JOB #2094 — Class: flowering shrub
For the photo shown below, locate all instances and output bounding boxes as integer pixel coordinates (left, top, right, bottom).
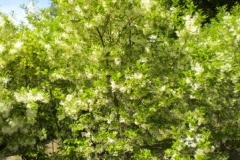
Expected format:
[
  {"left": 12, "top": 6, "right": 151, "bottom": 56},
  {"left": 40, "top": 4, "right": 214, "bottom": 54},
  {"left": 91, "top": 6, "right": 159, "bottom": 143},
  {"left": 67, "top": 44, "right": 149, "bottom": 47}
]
[{"left": 0, "top": 0, "right": 240, "bottom": 159}]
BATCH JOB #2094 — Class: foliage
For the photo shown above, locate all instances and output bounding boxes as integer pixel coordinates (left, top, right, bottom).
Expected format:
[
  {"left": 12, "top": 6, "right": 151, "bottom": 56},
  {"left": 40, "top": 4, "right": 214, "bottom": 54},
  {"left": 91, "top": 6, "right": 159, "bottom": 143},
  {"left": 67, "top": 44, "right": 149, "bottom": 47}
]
[
  {"left": 169, "top": 0, "right": 240, "bottom": 24},
  {"left": 0, "top": 0, "right": 240, "bottom": 159}
]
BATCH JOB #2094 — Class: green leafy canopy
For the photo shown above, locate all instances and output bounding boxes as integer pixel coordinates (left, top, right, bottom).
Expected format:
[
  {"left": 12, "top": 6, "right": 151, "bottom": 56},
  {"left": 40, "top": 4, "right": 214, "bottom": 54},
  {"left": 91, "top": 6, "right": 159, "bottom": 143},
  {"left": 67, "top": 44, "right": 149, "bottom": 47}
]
[{"left": 0, "top": 0, "right": 240, "bottom": 159}]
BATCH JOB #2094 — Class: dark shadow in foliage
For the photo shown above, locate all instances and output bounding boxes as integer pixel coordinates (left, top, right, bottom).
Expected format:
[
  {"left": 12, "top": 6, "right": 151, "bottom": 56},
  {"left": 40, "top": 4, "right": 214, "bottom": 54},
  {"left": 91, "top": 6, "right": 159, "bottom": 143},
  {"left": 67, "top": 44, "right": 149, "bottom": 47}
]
[
  {"left": 192, "top": 0, "right": 239, "bottom": 23},
  {"left": 170, "top": 0, "right": 240, "bottom": 24}
]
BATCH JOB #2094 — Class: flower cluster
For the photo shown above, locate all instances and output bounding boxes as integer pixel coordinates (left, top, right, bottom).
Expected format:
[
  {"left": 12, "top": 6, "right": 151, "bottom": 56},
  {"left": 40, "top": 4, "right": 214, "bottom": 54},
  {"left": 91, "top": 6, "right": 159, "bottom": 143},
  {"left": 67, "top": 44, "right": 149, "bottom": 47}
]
[{"left": 14, "top": 89, "right": 49, "bottom": 103}]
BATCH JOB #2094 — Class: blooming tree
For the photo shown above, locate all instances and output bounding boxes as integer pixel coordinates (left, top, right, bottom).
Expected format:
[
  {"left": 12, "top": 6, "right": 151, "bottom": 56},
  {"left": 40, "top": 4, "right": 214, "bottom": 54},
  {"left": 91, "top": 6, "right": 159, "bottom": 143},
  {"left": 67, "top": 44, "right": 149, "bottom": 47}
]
[{"left": 0, "top": 0, "right": 240, "bottom": 159}]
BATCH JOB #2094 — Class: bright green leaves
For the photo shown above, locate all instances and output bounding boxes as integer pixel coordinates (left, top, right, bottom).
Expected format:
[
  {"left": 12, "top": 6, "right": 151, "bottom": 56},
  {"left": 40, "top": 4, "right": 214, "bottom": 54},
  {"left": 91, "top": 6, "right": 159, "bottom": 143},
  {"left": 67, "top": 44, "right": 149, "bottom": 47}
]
[
  {"left": 165, "top": 109, "right": 214, "bottom": 159},
  {"left": 1, "top": 0, "right": 240, "bottom": 159}
]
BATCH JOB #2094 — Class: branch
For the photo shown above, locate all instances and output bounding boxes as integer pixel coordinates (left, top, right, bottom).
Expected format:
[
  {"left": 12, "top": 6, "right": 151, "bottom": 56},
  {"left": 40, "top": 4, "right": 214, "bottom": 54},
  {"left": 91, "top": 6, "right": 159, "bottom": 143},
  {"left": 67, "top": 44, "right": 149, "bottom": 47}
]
[{"left": 96, "top": 27, "right": 105, "bottom": 47}]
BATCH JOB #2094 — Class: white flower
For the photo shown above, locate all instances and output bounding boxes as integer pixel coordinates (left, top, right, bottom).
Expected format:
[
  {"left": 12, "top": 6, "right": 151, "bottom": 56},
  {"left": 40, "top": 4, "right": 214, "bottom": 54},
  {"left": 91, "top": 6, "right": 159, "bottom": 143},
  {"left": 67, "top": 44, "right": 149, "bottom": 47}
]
[
  {"left": 195, "top": 149, "right": 205, "bottom": 156},
  {"left": 141, "top": 0, "right": 151, "bottom": 11},
  {"left": 14, "top": 41, "right": 24, "bottom": 49},
  {"left": 189, "top": 143, "right": 197, "bottom": 147},
  {"left": 220, "top": 63, "right": 232, "bottom": 72},
  {"left": 190, "top": 95, "right": 196, "bottom": 99},
  {"left": 114, "top": 58, "right": 121, "bottom": 65},
  {"left": 27, "top": 1, "right": 36, "bottom": 14},
  {"left": 84, "top": 22, "right": 93, "bottom": 29},
  {"left": 54, "top": 38, "right": 62, "bottom": 44},
  {"left": 0, "top": 101, "right": 11, "bottom": 117},
  {"left": 223, "top": 15, "right": 231, "bottom": 21},
  {"left": 50, "top": 72, "right": 67, "bottom": 81},
  {"left": 196, "top": 134, "right": 204, "bottom": 143},
  {"left": 65, "top": 26, "right": 73, "bottom": 33},
  {"left": 132, "top": 73, "right": 143, "bottom": 79},
  {"left": 111, "top": 80, "right": 118, "bottom": 92},
  {"left": 0, "top": 77, "right": 9, "bottom": 84},
  {"left": 186, "top": 77, "right": 191, "bottom": 84},
  {"left": 61, "top": 33, "right": 69, "bottom": 39},
  {"left": 85, "top": 132, "right": 91, "bottom": 137},
  {"left": 160, "top": 85, "right": 166, "bottom": 91},
  {"left": 14, "top": 90, "right": 48, "bottom": 103},
  {"left": 0, "top": 44, "right": 5, "bottom": 54},
  {"left": 65, "top": 94, "right": 74, "bottom": 101},
  {"left": 68, "top": 0, "right": 74, "bottom": 4},
  {"left": 0, "top": 16, "right": 5, "bottom": 27},
  {"left": 139, "top": 57, "right": 148, "bottom": 63},
  {"left": 189, "top": 25, "right": 198, "bottom": 33},
  {"left": 75, "top": 6, "right": 83, "bottom": 15},
  {"left": 149, "top": 34, "right": 157, "bottom": 42},
  {"left": 193, "top": 63, "right": 204, "bottom": 75},
  {"left": 86, "top": 71, "right": 93, "bottom": 79},
  {"left": 35, "top": 93, "right": 46, "bottom": 101},
  {"left": 44, "top": 44, "right": 51, "bottom": 50},
  {"left": 9, "top": 49, "right": 17, "bottom": 54},
  {"left": 94, "top": 14, "right": 103, "bottom": 22},
  {"left": 134, "top": 121, "right": 139, "bottom": 125},
  {"left": 184, "top": 136, "right": 197, "bottom": 148},
  {"left": 87, "top": 99, "right": 93, "bottom": 105},
  {"left": 9, "top": 120, "right": 17, "bottom": 128},
  {"left": 185, "top": 136, "right": 194, "bottom": 142},
  {"left": 26, "top": 92, "right": 35, "bottom": 101},
  {"left": 108, "top": 138, "right": 115, "bottom": 143},
  {"left": 119, "top": 86, "right": 127, "bottom": 93},
  {"left": 120, "top": 116, "right": 125, "bottom": 123},
  {"left": 192, "top": 83, "right": 199, "bottom": 90},
  {"left": 145, "top": 47, "right": 150, "bottom": 53},
  {"left": 179, "top": 15, "right": 200, "bottom": 36}
]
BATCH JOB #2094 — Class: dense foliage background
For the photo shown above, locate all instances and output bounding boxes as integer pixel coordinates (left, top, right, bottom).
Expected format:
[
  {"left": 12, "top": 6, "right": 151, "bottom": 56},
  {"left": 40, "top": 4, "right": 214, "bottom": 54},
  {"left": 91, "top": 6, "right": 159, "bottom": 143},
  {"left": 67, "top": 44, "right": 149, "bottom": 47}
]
[{"left": 1, "top": 0, "right": 240, "bottom": 159}]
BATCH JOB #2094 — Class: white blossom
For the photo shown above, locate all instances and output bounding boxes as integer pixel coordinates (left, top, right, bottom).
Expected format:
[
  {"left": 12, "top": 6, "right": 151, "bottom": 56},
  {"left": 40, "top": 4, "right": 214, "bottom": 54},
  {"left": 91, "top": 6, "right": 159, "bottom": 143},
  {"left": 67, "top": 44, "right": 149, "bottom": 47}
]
[
  {"left": 75, "top": 6, "right": 83, "bottom": 16},
  {"left": 111, "top": 80, "right": 118, "bottom": 92},
  {"left": 14, "top": 41, "right": 24, "bottom": 49},
  {"left": 220, "top": 63, "right": 232, "bottom": 72},
  {"left": 141, "top": 0, "right": 151, "bottom": 11},
  {"left": 183, "top": 136, "right": 196, "bottom": 147},
  {"left": 120, "top": 116, "right": 125, "bottom": 123},
  {"left": 65, "top": 94, "right": 73, "bottom": 102},
  {"left": 27, "top": 0, "right": 37, "bottom": 14},
  {"left": 184, "top": 15, "right": 200, "bottom": 34},
  {"left": 132, "top": 73, "right": 143, "bottom": 79},
  {"left": 160, "top": 85, "right": 166, "bottom": 91},
  {"left": 145, "top": 47, "right": 150, "bottom": 53},
  {"left": 61, "top": 33, "right": 69, "bottom": 39},
  {"left": 193, "top": 62, "right": 204, "bottom": 75},
  {"left": 9, "top": 49, "right": 17, "bottom": 54},
  {"left": 86, "top": 71, "right": 93, "bottom": 79},
  {"left": 186, "top": 77, "right": 191, "bottom": 84},
  {"left": 50, "top": 72, "right": 67, "bottom": 81},
  {"left": 0, "top": 77, "right": 9, "bottom": 84},
  {"left": 54, "top": 38, "right": 62, "bottom": 44},
  {"left": 84, "top": 22, "right": 93, "bottom": 29},
  {"left": 68, "top": 0, "right": 74, "bottom": 4},
  {"left": 177, "top": 15, "right": 200, "bottom": 37},
  {"left": 60, "top": 94, "right": 89, "bottom": 119},
  {"left": 0, "top": 44, "right": 5, "bottom": 54},
  {"left": 195, "top": 149, "right": 205, "bottom": 156},
  {"left": 139, "top": 57, "right": 148, "bottom": 63},
  {"left": 192, "top": 83, "right": 199, "bottom": 90},
  {"left": 44, "top": 44, "right": 51, "bottom": 50},
  {"left": 14, "top": 90, "right": 48, "bottom": 103},
  {"left": 119, "top": 86, "right": 127, "bottom": 93},
  {"left": 149, "top": 34, "right": 157, "bottom": 42},
  {"left": 85, "top": 132, "right": 91, "bottom": 137},
  {"left": 108, "top": 138, "right": 115, "bottom": 143},
  {"left": 0, "top": 16, "right": 5, "bottom": 27},
  {"left": 114, "top": 58, "right": 121, "bottom": 65}
]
